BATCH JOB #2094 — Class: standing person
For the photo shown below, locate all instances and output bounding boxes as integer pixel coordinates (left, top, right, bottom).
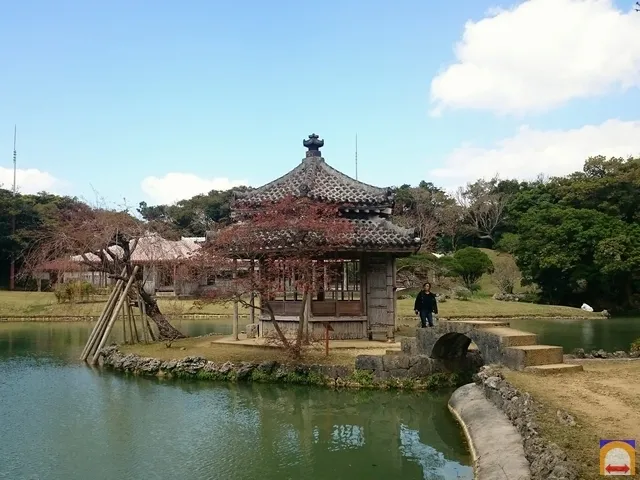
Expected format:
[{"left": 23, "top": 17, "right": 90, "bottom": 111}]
[{"left": 414, "top": 282, "right": 438, "bottom": 328}]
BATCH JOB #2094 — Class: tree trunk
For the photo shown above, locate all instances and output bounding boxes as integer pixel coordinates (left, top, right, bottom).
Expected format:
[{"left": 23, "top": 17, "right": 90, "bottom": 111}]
[
  {"left": 138, "top": 284, "right": 185, "bottom": 340},
  {"left": 265, "top": 302, "right": 294, "bottom": 353},
  {"left": 625, "top": 276, "right": 635, "bottom": 310}
]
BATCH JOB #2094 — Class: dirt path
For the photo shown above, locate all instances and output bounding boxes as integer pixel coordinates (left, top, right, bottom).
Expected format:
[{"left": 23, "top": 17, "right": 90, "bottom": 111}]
[{"left": 505, "top": 359, "right": 640, "bottom": 479}]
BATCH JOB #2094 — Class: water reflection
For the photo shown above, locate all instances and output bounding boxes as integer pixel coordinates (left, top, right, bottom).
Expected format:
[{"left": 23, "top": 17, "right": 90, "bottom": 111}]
[{"left": 0, "top": 323, "right": 473, "bottom": 480}]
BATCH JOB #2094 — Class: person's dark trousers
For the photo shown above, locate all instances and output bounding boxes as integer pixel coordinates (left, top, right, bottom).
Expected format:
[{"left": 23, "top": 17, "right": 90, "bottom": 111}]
[{"left": 419, "top": 310, "right": 433, "bottom": 328}]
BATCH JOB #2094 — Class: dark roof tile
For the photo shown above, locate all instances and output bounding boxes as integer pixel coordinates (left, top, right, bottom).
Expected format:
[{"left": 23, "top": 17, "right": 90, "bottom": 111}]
[{"left": 234, "top": 157, "right": 394, "bottom": 207}]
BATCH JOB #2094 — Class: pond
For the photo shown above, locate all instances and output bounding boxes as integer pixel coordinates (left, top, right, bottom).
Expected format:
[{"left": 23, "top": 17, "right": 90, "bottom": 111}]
[
  {"left": 508, "top": 316, "right": 640, "bottom": 352},
  {"left": 0, "top": 321, "right": 473, "bottom": 480}
]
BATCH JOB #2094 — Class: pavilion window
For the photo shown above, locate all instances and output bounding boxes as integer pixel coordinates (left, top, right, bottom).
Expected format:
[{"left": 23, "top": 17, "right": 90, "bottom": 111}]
[{"left": 324, "top": 260, "right": 360, "bottom": 301}]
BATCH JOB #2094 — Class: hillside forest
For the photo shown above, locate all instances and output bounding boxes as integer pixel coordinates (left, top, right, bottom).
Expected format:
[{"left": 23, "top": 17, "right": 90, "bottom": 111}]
[{"left": 1, "top": 155, "right": 638, "bottom": 313}]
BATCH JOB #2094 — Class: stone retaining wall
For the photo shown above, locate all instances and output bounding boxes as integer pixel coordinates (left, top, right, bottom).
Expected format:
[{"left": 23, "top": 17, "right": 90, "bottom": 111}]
[
  {"left": 99, "top": 346, "right": 481, "bottom": 390},
  {"left": 567, "top": 348, "right": 640, "bottom": 359},
  {"left": 474, "top": 366, "right": 579, "bottom": 480},
  {"left": 355, "top": 350, "right": 483, "bottom": 381}
]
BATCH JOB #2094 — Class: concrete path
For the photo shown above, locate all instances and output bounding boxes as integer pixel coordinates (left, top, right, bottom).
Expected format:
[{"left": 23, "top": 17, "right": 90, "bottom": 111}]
[{"left": 448, "top": 383, "right": 531, "bottom": 480}]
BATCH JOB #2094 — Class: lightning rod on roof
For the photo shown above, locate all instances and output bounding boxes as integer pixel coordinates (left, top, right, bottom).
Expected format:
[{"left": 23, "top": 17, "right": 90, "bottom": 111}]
[{"left": 355, "top": 133, "right": 358, "bottom": 180}]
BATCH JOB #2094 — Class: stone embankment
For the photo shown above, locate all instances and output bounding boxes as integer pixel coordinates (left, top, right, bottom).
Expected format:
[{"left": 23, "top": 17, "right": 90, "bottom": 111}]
[
  {"left": 99, "top": 346, "right": 483, "bottom": 390},
  {"left": 473, "top": 366, "right": 579, "bottom": 480},
  {"left": 567, "top": 348, "right": 640, "bottom": 359}
]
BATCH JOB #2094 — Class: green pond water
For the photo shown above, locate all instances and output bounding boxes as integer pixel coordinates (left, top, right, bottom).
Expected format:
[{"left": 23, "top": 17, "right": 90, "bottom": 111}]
[
  {"left": 507, "top": 316, "right": 640, "bottom": 352},
  {"left": 0, "top": 321, "right": 474, "bottom": 480}
]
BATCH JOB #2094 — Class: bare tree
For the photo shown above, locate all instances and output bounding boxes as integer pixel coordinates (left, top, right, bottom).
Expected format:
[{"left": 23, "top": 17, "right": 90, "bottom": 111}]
[
  {"left": 21, "top": 207, "right": 185, "bottom": 340},
  {"left": 456, "top": 179, "right": 508, "bottom": 244}
]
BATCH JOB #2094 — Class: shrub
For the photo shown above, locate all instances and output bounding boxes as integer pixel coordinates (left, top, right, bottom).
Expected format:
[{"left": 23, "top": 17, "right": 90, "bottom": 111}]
[
  {"left": 491, "top": 255, "right": 522, "bottom": 294},
  {"left": 467, "top": 283, "right": 481, "bottom": 293},
  {"left": 442, "top": 248, "right": 494, "bottom": 289},
  {"left": 631, "top": 338, "right": 640, "bottom": 353},
  {"left": 495, "top": 233, "right": 519, "bottom": 254},
  {"left": 53, "top": 280, "right": 96, "bottom": 303},
  {"left": 452, "top": 286, "right": 472, "bottom": 301}
]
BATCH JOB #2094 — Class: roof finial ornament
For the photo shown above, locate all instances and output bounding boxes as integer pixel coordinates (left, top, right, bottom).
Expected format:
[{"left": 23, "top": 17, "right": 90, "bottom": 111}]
[{"left": 303, "top": 133, "right": 324, "bottom": 158}]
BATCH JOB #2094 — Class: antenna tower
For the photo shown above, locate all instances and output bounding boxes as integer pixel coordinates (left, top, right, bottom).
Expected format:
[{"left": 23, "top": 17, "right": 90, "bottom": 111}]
[{"left": 9, "top": 125, "right": 17, "bottom": 290}]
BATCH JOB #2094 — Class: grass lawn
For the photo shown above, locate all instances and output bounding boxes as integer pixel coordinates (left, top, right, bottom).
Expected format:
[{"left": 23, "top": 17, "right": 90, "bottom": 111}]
[
  {"left": 119, "top": 336, "right": 384, "bottom": 366},
  {"left": 0, "top": 289, "right": 600, "bottom": 320},
  {"left": 396, "top": 296, "right": 599, "bottom": 319},
  {"left": 503, "top": 360, "right": 640, "bottom": 480},
  {"left": 0, "top": 291, "right": 249, "bottom": 317}
]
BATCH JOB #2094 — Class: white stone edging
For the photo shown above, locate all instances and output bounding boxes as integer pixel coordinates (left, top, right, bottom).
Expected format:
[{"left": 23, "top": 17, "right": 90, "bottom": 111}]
[{"left": 449, "top": 383, "right": 531, "bottom": 480}]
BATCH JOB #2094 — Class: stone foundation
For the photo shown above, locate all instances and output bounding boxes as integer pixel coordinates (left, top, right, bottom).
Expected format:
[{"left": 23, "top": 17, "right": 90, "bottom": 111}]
[
  {"left": 99, "top": 346, "right": 479, "bottom": 390},
  {"left": 474, "top": 366, "right": 579, "bottom": 480}
]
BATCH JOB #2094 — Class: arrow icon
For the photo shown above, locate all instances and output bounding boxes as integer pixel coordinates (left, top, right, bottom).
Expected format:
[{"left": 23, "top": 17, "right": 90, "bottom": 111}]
[{"left": 606, "top": 464, "right": 630, "bottom": 474}]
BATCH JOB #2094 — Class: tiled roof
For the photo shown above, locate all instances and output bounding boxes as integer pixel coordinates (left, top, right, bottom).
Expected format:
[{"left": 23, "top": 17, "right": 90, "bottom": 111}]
[
  {"left": 218, "top": 217, "right": 420, "bottom": 252},
  {"left": 70, "top": 233, "right": 201, "bottom": 264},
  {"left": 234, "top": 157, "right": 394, "bottom": 207},
  {"left": 348, "top": 217, "right": 421, "bottom": 250}
]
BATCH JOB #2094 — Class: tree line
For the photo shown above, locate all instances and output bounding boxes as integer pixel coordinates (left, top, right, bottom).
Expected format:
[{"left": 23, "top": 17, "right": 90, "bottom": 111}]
[{"left": 1, "top": 155, "right": 638, "bottom": 312}]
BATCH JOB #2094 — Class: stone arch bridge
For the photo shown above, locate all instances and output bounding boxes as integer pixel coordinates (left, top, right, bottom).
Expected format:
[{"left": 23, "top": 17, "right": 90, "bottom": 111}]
[{"left": 400, "top": 320, "right": 582, "bottom": 373}]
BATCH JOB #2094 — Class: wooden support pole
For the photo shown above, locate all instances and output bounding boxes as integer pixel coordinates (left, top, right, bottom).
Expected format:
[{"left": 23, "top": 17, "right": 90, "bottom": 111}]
[
  {"left": 81, "top": 284, "right": 121, "bottom": 361},
  {"left": 80, "top": 267, "right": 126, "bottom": 361},
  {"left": 141, "top": 298, "right": 156, "bottom": 342},
  {"left": 249, "top": 259, "right": 255, "bottom": 324},
  {"left": 81, "top": 281, "right": 119, "bottom": 360},
  {"left": 91, "top": 266, "right": 139, "bottom": 365},
  {"left": 121, "top": 300, "right": 128, "bottom": 344},
  {"left": 130, "top": 303, "right": 139, "bottom": 343},
  {"left": 232, "top": 258, "right": 239, "bottom": 341},
  {"left": 138, "top": 293, "right": 148, "bottom": 343}
]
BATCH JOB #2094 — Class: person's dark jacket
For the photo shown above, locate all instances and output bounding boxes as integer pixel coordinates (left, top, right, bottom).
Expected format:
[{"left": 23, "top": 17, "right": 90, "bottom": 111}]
[{"left": 414, "top": 291, "right": 438, "bottom": 314}]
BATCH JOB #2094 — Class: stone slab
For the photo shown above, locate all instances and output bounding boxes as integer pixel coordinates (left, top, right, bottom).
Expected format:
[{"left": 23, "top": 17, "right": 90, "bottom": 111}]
[
  {"left": 504, "top": 345, "right": 564, "bottom": 369},
  {"left": 449, "top": 383, "right": 531, "bottom": 480},
  {"left": 524, "top": 363, "right": 583, "bottom": 374}
]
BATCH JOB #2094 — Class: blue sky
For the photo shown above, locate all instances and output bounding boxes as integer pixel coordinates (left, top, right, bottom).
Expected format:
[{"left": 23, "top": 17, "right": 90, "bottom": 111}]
[{"left": 2, "top": 0, "right": 640, "bottom": 207}]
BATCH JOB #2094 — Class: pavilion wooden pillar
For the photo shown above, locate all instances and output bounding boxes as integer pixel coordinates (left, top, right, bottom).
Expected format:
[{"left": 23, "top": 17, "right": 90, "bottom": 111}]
[
  {"left": 232, "top": 258, "right": 239, "bottom": 340},
  {"left": 249, "top": 259, "right": 255, "bottom": 324}
]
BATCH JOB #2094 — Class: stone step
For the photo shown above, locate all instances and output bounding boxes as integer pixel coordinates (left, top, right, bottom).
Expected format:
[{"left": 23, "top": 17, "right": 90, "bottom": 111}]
[
  {"left": 385, "top": 349, "right": 402, "bottom": 355},
  {"left": 482, "top": 327, "right": 538, "bottom": 347},
  {"left": 524, "top": 363, "right": 584, "bottom": 374},
  {"left": 504, "top": 345, "right": 564, "bottom": 370}
]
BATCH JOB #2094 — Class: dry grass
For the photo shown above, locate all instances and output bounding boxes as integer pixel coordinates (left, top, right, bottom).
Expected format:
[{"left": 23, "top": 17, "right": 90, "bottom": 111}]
[
  {"left": 504, "top": 360, "right": 640, "bottom": 480},
  {"left": 119, "top": 336, "right": 382, "bottom": 366}
]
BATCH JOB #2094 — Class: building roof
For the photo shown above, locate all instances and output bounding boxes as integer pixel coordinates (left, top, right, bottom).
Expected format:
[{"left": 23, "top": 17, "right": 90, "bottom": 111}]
[
  {"left": 71, "top": 233, "right": 201, "bottom": 265},
  {"left": 348, "top": 217, "right": 421, "bottom": 250},
  {"left": 234, "top": 134, "right": 394, "bottom": 207},
  {"left": 218, "top": 216, "right": 420, "bottom": 253}
]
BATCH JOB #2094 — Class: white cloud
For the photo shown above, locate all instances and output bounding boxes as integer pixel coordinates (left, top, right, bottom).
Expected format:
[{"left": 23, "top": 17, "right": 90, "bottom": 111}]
[
  {"left": 141, "top": 173, "right": 248, "bottom": 204},
  {"left": 429, "top": 0, "right": 640, "bottom": 115},
  {"left": 431, "top": 119, "right": 640, "bottom": 186},
  {"left": 0, "top": 166, "right": 63, "bottom": 194}
]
